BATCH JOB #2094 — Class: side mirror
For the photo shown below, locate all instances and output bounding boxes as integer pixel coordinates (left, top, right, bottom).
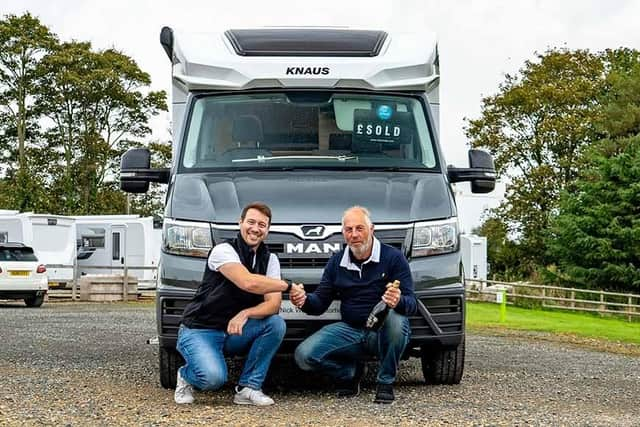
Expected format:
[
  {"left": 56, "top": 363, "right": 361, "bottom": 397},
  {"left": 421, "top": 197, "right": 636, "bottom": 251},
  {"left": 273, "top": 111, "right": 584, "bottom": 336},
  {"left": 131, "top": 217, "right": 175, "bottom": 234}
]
[
  {"left": 120, "top": 148, "right": 170, "bottom": 194},
  {"left": 468, "top": 149, "right": 496, "bottom": 193},
  {"left": 447, "top": 149, "right": 496, "bottom": 194}
]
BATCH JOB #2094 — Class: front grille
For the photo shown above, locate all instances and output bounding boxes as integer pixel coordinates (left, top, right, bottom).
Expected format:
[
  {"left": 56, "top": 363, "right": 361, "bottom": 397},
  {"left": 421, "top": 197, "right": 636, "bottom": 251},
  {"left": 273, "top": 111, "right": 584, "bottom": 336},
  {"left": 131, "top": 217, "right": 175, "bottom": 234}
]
[
  {"left": 279, "top": 257, "right": 332, "bottom": 268},
  {"left": 214, "top": 225, "right": 410, "bottom": 269}
]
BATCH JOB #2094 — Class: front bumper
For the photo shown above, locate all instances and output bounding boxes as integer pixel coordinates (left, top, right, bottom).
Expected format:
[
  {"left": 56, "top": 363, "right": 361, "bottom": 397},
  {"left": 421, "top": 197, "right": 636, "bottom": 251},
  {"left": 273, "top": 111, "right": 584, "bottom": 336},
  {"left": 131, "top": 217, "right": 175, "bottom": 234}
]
[
  {"left": 155, "top": 285, "right": 464, "bottom": 353},
  {"left": 156, "top": 251, "right": 465, "bottom": 354}
]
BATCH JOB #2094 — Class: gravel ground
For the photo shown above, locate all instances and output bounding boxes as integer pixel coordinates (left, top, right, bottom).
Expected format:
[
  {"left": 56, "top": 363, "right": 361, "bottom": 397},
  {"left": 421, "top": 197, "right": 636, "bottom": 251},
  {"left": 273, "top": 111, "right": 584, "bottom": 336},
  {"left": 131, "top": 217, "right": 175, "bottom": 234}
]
[{"left": 0, "top": 301, "right": 639, "bottom": 426}]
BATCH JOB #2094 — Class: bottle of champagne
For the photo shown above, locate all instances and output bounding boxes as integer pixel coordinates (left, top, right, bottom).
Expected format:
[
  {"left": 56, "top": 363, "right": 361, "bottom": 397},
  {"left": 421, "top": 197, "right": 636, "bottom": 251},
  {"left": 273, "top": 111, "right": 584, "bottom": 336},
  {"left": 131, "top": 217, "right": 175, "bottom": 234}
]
[{"left": 365, "top": 280, "right": 400, "bottom": 330}]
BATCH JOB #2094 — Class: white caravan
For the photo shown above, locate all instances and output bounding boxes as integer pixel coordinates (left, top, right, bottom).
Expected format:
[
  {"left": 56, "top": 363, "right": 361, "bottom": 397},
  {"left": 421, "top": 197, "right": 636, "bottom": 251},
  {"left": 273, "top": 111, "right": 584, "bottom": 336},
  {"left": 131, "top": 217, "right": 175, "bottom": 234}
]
[
  {"left": 460, "top": 234, "right": 488, "bottom": 282},
  {"left": 0, "top": 212, "right": 76, "bottom": 286},
  {"left": 74, "top": 215, "right": 160, "bottom": 286}
]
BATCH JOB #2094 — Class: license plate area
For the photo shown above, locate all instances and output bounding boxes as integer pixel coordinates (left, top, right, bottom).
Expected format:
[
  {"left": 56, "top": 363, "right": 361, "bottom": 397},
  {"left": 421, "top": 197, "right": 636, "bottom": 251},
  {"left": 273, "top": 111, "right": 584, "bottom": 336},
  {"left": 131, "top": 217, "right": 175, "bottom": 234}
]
[
  {"left": 279, "top": 300, "right": 341, "bottom": 320},
  {"left": 9, "top": 270, "right": 30, "bottom": 277}
]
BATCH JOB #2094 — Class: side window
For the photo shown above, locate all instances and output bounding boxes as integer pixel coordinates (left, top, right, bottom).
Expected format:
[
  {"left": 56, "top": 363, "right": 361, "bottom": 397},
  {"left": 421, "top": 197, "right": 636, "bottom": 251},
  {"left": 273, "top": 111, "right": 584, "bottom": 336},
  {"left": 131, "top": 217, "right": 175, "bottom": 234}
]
[
  {"left": 112, "top": 232, "right": 120, "bottom": 261},
  {"left": 0, "top": 232, "right": 7, "bottom": 244}
]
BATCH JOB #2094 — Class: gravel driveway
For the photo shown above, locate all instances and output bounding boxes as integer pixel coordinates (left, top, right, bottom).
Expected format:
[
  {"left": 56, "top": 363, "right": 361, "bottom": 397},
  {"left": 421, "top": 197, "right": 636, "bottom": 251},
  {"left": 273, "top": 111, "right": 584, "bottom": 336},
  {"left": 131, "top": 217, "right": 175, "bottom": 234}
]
[{"left": 0, "top": 301, "right": 639, "bottom": 426}]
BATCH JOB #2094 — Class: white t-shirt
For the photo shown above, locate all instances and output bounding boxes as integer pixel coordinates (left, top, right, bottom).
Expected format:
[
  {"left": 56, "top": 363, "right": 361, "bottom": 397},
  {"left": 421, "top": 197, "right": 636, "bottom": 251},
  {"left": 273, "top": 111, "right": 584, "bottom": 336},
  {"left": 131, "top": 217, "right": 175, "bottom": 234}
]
[{"left": 208, "top": 243, "right": 281, "bottom": 279}]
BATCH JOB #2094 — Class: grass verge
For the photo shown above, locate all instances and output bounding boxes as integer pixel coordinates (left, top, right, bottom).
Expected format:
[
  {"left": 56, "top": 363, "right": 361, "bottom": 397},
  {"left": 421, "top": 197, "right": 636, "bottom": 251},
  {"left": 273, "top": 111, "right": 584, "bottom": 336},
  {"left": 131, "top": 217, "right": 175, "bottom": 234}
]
[{"left": 466, "top": 301, "right": 640, "bottom": 356}]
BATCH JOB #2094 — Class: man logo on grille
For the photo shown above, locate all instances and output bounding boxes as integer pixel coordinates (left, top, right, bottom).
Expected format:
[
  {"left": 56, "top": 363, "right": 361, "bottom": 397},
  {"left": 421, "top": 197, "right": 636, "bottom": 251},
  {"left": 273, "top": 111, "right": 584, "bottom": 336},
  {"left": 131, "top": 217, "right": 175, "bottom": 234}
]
[{"left": 302, "top": 225, "right": 325, "bottom": 237}]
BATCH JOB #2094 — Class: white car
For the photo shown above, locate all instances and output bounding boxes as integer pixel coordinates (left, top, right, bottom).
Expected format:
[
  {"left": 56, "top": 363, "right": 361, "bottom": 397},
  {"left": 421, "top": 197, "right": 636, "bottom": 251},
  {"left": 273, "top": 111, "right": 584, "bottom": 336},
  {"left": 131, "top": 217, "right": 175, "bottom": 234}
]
[{"left": 0, "top": 243, "right": 48, "bottom": 307}]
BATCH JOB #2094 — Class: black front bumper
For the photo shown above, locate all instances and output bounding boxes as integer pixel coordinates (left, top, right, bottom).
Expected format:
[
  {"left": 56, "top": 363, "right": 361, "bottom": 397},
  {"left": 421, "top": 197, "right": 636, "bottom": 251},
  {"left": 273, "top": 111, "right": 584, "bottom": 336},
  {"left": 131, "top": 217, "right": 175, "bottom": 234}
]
[{"left": 156, "top": 284, "right": 464, "bottom": 356}]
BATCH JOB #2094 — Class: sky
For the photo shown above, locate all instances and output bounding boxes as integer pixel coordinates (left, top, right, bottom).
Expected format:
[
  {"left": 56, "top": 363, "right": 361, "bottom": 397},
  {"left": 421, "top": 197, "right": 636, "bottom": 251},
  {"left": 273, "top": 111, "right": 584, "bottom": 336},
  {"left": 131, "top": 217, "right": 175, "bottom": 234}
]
[{"left": 2, "top": 0, "right": 640, "bottom": 230}]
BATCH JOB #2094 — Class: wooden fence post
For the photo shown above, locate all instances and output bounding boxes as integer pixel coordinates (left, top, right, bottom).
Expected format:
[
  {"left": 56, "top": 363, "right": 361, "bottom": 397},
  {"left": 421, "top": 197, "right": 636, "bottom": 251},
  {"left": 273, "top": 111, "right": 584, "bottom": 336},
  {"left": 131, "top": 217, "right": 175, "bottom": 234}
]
[
  {"left": 629, "top": 296, "right": 633, "bottom": 322},
  {"left": 599, "top": 291, "right": 605, "bottom": 317},
  {"left": 123, "top": 266, "right": 129, "bottom": 302},
  {"left": 570, "top": 291, "right": 575, "bottom": 309},
  {"left": 72, "top": 260, "right": 78, "bottom": 301}
]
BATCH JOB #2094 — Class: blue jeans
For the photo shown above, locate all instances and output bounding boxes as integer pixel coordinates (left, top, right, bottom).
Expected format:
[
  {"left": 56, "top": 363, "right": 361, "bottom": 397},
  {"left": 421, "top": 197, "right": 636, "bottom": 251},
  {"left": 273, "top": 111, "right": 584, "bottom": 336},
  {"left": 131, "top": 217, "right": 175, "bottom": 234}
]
[
  {"left": 176, "top": 315, "right": 286, "bottom": 391},
  {"left": 294, "top": 310, "right": 410, "bottom": 385}
]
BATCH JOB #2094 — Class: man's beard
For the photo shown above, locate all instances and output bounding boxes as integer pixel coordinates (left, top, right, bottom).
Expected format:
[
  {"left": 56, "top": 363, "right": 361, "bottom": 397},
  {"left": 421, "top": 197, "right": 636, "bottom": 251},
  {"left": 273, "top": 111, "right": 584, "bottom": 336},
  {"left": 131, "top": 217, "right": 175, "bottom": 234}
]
[{"left": 349, "top": 238, "right": 372, "bottom": 259}]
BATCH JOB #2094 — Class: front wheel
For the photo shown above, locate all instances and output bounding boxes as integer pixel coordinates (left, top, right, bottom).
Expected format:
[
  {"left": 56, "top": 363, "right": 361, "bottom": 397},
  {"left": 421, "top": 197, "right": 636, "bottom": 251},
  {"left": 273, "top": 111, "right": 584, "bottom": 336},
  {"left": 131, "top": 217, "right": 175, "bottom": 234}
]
[
  {"left": 24, "top": 293, "right": 45, "bottom": 308},
  {"left": 159, "top": 346, "right": 183, "bottom": 389},
  {"left": 421, "top": 337, "right": 465, "bottom": 384}
]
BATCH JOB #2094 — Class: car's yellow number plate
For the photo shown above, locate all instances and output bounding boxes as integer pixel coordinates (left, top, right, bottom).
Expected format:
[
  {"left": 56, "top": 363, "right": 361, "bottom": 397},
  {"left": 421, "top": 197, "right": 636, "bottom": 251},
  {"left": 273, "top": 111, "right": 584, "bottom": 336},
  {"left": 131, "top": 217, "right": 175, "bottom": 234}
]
[{"left": 9, "top": 270, "right": 30, "bottom": 277}]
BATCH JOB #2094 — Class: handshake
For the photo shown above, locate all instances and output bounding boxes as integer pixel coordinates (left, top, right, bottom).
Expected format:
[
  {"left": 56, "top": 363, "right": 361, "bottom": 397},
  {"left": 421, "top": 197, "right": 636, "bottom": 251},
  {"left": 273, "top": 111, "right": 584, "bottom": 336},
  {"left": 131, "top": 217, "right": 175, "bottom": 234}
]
[{"left": 288, "top": 282, "right": 306, "bottom": 308}]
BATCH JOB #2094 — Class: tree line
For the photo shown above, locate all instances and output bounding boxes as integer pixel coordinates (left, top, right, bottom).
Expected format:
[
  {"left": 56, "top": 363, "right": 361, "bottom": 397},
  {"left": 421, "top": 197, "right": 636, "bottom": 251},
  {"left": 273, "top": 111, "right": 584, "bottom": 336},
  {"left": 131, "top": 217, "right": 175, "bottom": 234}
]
[
  {"left": 468, "top": 48, "right": 640, "bottom": 292},
  {"left": 0, "top": 13, "right": 169, "bottom": 217}
]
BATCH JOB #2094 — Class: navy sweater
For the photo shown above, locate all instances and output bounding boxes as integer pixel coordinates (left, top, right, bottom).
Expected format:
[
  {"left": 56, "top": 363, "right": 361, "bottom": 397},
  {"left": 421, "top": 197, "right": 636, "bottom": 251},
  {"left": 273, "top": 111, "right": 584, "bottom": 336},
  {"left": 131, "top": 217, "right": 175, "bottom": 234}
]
[{"left": 301, "top": 242, "right": 417, "bottom": 328}]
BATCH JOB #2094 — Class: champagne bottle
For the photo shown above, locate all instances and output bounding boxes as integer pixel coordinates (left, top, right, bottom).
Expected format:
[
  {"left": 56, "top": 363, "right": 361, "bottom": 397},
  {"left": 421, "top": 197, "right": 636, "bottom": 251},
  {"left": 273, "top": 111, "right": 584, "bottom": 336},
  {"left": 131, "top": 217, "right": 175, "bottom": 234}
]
[{"left": 365, "top": 280, "right": 400, "bottom": 330}]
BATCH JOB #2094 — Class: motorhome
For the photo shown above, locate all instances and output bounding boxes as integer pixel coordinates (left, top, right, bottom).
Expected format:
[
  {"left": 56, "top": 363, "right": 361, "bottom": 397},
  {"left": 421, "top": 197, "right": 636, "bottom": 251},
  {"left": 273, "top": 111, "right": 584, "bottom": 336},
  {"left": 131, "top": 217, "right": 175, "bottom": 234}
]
[
  {"left": 0, "top": 212, "right": 76, "bottom": 287},
  {"left": 74, "top": 215, "right": 160, "bottom": 286},
  {"left": 460, "top": 234, "right": 488, "bottom": 282},
  {"left": 120, "top": 27, "right": 496, "bottom": 388}
]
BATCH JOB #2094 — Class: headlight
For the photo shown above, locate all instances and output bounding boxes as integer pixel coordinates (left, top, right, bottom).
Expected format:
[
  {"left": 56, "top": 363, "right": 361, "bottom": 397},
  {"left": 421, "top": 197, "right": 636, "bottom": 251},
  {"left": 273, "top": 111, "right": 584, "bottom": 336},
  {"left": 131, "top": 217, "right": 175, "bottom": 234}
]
[
  {"left": 411, "top": 218, "right": 458, "bottom": 257},
  {"left": 163, "top": 219, "right": 213, "bottom": 258}
]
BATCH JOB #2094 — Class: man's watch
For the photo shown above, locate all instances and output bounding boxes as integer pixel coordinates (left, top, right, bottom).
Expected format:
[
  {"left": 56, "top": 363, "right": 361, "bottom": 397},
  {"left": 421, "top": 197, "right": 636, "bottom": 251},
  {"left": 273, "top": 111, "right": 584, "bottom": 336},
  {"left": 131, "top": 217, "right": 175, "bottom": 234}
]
[{"left": 285, "top": 280, "right": 293, "bottom": 293}]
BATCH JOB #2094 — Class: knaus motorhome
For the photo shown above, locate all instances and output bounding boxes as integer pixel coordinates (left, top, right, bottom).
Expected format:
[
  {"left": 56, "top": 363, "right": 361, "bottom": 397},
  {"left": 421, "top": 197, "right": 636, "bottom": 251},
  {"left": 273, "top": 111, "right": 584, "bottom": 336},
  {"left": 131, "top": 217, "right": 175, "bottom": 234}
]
[
  {"left": 0, "top": 212, "right": 76, "bottom": 286},
  {"left": 120, "top": 27, "right": 496, "bottom": 388}
]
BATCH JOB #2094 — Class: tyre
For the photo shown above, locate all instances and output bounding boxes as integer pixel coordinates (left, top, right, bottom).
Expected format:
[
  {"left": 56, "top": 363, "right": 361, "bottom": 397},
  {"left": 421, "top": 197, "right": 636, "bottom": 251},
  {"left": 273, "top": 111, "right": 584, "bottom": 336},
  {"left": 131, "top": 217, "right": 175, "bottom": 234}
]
[
  {"left": 159, "top": 346, "right": 183, "bottom": 389},
  {"left": 421, "top": 337, "right": 465, "bottom": 384},
  {"left": 24, "top": 294, "right": 45, "bottom": 308}
]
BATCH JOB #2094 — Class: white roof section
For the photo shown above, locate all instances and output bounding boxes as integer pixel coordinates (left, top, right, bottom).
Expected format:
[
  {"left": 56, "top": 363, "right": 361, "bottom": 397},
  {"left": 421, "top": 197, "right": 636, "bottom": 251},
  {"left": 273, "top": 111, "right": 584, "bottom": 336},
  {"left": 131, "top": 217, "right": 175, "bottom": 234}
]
[{"left": 169, "top": 27, "right": 439, "bottom": 92}]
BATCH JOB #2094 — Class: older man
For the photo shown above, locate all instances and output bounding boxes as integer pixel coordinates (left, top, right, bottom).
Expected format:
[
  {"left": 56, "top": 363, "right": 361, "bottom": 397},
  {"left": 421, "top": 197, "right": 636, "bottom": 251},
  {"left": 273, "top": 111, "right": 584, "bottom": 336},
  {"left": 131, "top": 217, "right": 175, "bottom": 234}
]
[
  {"left": 291, "top": 206, "right": 417, "bottom": 403},
  {"left": 174, "top": 202, "right": 294, "bottom": 406}
]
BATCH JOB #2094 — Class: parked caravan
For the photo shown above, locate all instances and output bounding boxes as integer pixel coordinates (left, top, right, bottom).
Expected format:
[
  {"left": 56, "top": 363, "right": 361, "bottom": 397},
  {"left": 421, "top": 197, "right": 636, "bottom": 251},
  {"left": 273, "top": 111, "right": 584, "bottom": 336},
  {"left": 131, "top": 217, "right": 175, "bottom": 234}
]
[
  {"left": 0, "top": 213, "right": 76, "bottom": 287},
  {"left": 120, "top": 27, "right": 496, "bottom": 388},
  {"left": 460, "top": 234, "right": 488, "bottom": 281},
  {"left": 74, "top": 215, "right": 159, "bottom": 286}
]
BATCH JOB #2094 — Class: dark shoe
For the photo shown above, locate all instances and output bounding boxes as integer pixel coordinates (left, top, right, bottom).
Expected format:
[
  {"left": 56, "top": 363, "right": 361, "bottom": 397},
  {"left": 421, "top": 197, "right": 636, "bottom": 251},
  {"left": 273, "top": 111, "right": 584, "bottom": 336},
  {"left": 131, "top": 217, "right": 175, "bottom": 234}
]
[
  {"left": 374, "top": 383, "right": 395, "bottom": 404},
  {"left": 336, "top": 363, "right": 366, "bottom": 397}
]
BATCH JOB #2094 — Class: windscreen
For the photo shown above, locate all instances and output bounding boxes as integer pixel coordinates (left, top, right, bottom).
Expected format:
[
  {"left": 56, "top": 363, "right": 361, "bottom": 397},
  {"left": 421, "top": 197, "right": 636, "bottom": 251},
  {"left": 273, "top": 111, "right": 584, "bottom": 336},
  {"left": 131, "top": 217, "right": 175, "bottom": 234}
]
[{"left": 180, "top": 92, "right": 438, "bottom": 171}]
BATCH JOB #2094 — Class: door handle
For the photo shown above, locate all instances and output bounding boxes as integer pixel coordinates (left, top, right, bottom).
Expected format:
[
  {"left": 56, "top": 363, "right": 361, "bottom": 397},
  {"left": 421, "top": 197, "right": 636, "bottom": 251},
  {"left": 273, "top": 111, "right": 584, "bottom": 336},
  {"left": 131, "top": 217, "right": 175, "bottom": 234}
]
[{"left": 121, "top": 257, "right": 124, "bottom": 264}]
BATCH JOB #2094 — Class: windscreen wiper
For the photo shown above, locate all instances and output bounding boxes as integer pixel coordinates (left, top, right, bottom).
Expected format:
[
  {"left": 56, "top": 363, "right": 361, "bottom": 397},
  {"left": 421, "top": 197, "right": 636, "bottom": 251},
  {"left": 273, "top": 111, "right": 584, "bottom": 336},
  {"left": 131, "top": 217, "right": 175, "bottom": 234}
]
[{"left": 231, "top": 155, "right": 358, "bottom": 163}]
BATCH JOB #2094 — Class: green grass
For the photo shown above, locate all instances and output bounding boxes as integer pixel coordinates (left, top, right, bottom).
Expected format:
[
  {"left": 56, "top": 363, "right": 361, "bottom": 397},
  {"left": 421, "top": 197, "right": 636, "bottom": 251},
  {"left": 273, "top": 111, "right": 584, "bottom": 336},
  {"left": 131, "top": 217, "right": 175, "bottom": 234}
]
[{"left": 466, "top": 301, "right": 640, "bottom": 345}]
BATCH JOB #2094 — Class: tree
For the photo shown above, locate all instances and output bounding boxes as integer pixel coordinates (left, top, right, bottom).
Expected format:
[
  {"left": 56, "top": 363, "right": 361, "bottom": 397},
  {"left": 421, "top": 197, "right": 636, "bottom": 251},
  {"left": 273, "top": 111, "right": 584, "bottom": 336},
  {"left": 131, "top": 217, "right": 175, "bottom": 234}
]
[
  {"left": 473, "top": 216, "right": 529, "bottom": 280},
  {"left": 546, "top": 137, "right": 640, "bottom": 291},
  {"left": 546, "top": 62, "right": 640, "bottom": 292},
  {"left": 0, "top": 13, "right": 57, "bottom": 211},
  {"left": 466, "top": 48, "right": 640, "bottom": 277},
  {"left": 35, "top": 41, "right": 167, "bottom": 214}
]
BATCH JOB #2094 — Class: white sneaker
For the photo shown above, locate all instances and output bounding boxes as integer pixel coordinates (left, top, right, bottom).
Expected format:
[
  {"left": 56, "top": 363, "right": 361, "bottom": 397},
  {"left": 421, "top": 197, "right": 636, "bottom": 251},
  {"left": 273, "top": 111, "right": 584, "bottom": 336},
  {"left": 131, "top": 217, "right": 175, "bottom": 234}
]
[
  {"left": 233, "top": 386, "right": 275, "bottom": 406},
  {"left": 174, "top": 369, "right": 194, "bottom": 404}
]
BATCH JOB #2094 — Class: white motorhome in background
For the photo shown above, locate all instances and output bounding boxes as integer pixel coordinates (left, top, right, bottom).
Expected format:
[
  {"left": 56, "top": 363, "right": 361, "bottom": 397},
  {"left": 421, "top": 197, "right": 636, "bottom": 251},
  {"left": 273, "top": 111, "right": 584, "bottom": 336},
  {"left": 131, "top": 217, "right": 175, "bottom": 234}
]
[
  {"left": 74, "top": 215, "right": 160, "bottom": 287},
  {"left": 460, "top": 234, "right": 488, "bottom": 282},
  {"left": 0, "top": 212, "right": 76, "bottom": 286}
]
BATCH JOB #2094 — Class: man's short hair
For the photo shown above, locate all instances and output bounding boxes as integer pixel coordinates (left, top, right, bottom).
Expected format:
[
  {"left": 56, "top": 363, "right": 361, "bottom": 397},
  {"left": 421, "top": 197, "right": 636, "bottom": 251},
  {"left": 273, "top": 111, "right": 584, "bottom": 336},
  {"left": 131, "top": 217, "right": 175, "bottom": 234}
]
[
  {"left": 241, "top": 202, "right": 272, "bottom": 225},
  {"left": 342, "top": 205, "right": 373, "bottom": 227}
]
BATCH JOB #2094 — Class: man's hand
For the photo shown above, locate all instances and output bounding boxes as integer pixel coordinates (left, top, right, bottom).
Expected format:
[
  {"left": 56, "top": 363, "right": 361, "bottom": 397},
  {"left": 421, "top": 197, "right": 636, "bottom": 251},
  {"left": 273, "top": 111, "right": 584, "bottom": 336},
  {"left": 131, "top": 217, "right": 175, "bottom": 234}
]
[
  {"left": 227, "top": 310, "right": 249, "bottom": 335},
  {"left": 289, "top": 283, "right": 306, "bottom": 308},
  {"left": 382, "top": 285, "right": 401, "bottom": 309}
]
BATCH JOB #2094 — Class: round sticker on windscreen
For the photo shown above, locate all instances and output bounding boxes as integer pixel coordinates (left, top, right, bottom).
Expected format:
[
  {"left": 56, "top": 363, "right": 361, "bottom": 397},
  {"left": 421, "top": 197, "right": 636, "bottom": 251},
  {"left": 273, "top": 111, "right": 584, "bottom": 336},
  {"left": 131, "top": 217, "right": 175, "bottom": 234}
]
[{"left": 377, "top": 105, "right": 393, "bottom": 120}]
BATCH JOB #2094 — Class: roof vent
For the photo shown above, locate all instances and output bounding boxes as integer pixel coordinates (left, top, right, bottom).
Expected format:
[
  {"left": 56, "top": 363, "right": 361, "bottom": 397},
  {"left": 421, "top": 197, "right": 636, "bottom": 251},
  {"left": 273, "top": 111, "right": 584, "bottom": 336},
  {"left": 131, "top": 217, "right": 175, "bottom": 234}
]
[{"left": 225, "top": 29, "right": 387, "bottom": 57}]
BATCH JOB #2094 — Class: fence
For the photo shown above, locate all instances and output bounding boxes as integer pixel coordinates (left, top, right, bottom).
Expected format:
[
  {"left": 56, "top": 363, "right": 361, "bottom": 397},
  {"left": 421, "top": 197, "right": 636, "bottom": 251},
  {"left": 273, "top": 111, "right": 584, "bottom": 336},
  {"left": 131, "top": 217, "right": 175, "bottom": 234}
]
[
  {"left": 466, "top": 278, "right": 640, "bottom": 321},
  {"left": 45, "top": 264, "right": 158, "bottom": 301}
]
